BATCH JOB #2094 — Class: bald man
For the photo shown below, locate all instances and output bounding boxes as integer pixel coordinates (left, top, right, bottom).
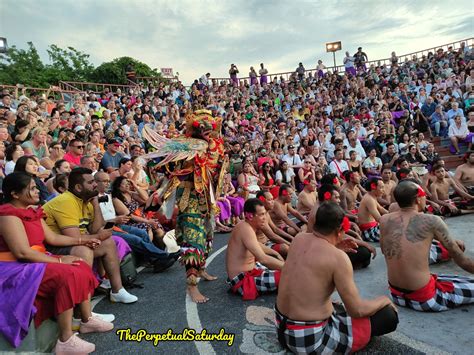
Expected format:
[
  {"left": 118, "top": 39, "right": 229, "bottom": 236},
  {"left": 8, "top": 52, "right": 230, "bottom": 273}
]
[{"left": 380, "top": 180, "right": 474, "bottom": 311}]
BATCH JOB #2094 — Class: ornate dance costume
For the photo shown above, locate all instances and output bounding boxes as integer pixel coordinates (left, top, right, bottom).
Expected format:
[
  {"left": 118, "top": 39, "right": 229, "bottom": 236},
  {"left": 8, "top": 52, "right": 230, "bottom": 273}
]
[{"left": 143, "top": 110, "right": 226, "bottom": 286}]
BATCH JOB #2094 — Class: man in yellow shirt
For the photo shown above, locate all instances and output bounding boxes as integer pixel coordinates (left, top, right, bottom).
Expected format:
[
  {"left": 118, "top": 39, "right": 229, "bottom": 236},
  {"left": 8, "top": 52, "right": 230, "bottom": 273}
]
[{"left": 43, "top": 167, "right": 138, "bottom": 304}]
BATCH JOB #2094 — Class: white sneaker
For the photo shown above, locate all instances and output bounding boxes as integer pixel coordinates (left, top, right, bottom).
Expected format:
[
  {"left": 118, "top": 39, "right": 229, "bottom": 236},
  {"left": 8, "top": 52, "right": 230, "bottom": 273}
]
[
  {"left": 99, "top": 279, "right": 111, "bottom": 289},
  {"left": 110, "top": 288, "right": 138, "bottom": 304},
  {"left": 72, "top": 312, "right": 115, "bottom": 331}
]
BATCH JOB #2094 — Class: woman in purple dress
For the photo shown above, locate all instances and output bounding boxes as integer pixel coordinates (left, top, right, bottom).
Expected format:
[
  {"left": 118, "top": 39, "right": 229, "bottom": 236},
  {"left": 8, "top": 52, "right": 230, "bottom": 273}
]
[
  {"left": 259, "top": 63, "right": 268, "bottom": 85},
  {"left": 249, "top": 67, "right": 258, "bottom": 86},
  {"left": 229, "top": 64, "right": 239, "bottom": 86}
]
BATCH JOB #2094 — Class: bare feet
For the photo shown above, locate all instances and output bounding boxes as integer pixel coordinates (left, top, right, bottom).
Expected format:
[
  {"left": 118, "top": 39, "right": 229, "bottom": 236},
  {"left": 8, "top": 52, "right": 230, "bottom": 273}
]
[
  {"left": 199, "top": 269, "right": 218, "bottom": 281},
  {"left": 187, "top": 285, "right": 209, "bottom": 303}
]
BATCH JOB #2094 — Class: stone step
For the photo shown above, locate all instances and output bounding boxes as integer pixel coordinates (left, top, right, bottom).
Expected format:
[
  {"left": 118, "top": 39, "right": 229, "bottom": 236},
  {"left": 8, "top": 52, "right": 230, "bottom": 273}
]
[
  {"left": 436, "top": 146, "right": 451, "bottom": 155},
  {"left": 445, "top": 159, "right": 464, "bottom": 170},
  {"left": 439, "top": 154, "right": 464, "bottom": 170}
]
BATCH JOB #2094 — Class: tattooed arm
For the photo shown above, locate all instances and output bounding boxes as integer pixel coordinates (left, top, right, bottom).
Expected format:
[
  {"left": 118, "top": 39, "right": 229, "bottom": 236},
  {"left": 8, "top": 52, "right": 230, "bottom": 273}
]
[
  {"left": 380, "top": 214, "right": 403, "bottom": 259},
  {"left": 431, "top": 215, "right": 474, "bottom": 273}
]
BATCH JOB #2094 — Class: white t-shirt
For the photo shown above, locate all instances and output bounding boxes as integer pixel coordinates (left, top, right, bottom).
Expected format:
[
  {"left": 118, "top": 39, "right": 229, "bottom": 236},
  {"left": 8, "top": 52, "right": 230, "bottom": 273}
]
[
  {"left": 275, "top": 169, "right": 295, "bottom": 184},
  {"left": 4, "top": 160, "right": 16, "bottom": 175},
  {"left": 329, "top": 159, "right": 349, "bottom": 177},
  {"left": 282, "top": 154, "right": 303, "bottom": 175},
  {"left": 98, "top": 194, "right": 116, "bottom": 221},
  {"left": 344, "top": 56, "right": 355, "bottom": 68}
]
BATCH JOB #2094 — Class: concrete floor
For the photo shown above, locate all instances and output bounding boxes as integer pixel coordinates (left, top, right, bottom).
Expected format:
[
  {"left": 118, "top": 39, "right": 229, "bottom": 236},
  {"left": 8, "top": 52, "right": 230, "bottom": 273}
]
[{"left": 85, "top": 214, "right": 474, "bottom": 354}]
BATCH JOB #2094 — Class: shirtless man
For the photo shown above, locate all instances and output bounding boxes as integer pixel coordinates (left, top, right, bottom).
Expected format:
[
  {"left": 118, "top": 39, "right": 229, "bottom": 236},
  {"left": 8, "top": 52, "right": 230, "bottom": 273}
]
[
  {"left": 358, "top": 178, "right": 388, "bottom": 242},
  {"left": 296, "top": 180, "right": 317, "bottom": 216},
  {"left": 276, "top": 202, "right": 398, "bottom": 353},
  {"left": 226, "top": 198, "right": 284, "bottom": 300},
  {"left": 340, "top": 170, "right": 363, "bottom": 216},
  {"left": 380, "top": 167, "right": 396, "bottom": 207},
  {"left": 269, "top": 184, "right": 307, "bottom": 236},
  {"left": 256, "top": 191, "right": 292, "bottom": 258},
  {"left": 309, "top": 185, "right": 376, "bottom": 268},
  {"left": 423, "top": 159, "right": 467, "bottom": 195},
  {"left": 397, "top": 157, "right": 420, "bottom": 182},
  {"left": 380, "top": 180, "right": 474, "bottom": 311},
  {"left": 385, "top": 180, "right": 457, "bottom": 265},
  {"left": 430, "top": 165, "right": 474, "bottom": 216},
  {"left": 454, "top": 152, "right": 474, "bottom": 195}
]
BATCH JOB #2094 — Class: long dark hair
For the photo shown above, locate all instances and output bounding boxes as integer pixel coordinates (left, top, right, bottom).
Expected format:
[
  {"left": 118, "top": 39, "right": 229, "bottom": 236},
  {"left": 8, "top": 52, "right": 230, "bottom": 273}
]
[
  {"left": 53, "top": 159, "right": 68, "bottom": 174},
  {"left": 2, "top": 172, "right": 33, "bottom": 203},
  {"left": 111, "top": 176, "right": 128, "bottom": 202},
  {"left": 261, "top": 162, "right": 273, "bottom": 186},
  {"left": 5, "top": 142, "right": 22, "bottom": 161},
  {"left": 14, "top": 156, "right": 36, "bottom": 175}
]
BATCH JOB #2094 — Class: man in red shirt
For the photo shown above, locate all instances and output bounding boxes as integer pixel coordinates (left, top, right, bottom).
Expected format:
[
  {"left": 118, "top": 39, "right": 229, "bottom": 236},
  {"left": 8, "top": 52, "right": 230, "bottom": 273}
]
[{"left": 63, "top": 138, "right": 84, "bottom": 168}]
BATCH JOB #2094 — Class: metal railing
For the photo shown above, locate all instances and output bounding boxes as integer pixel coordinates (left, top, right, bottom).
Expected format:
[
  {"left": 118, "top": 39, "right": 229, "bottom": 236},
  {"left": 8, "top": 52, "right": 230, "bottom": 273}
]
[
  {"left": 209, "top": 37, "right": 473, "bottom": 84},
  {"left": 0, "top": 84, "right": 79, "bottom": 101},
  {"left": 58, "top": 81, "right": 136, "bottom": 94}
]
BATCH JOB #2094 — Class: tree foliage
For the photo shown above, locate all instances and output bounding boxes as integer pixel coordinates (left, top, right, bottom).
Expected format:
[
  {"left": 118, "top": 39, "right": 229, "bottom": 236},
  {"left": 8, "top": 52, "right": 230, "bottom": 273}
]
[
  {"left": 90, "top": 56, "right": 162, "bottom": 84},
  {"left": 0, "top": 42, "right": 162, "bottom": 88},
  {"left": 0, "top": 42, "right": 46, "bottom": 87}
]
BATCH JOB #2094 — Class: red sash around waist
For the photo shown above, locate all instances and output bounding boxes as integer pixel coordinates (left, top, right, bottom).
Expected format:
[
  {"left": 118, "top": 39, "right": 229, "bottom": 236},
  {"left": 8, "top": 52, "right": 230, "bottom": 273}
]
[
  {"left": 232, "top": 268, "right": 264, "bottom": 301},
  {"left": 359, "top": 221, "right": 378, "bottom": 231},
  {"left": 389, "top": 274, "right": 455, "bottom": 302}
]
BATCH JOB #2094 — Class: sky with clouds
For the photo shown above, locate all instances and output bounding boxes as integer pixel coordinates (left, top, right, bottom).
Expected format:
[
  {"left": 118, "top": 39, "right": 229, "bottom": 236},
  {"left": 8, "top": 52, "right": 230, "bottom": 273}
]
[{"left": 0, "top": 0, "right": 472, "bottom": 84}]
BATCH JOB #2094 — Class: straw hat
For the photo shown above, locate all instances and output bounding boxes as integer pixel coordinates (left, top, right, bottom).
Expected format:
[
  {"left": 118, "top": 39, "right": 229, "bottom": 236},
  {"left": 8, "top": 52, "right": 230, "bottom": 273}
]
[{"left": 163, "top": 230, "right": 180, "bottom": 253}]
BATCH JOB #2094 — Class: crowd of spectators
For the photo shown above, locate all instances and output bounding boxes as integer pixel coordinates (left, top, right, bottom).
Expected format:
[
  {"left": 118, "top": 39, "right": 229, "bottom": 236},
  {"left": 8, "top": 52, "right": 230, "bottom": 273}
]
[{"left": 0, "top": 41, "right": 474, "bottom": 352}]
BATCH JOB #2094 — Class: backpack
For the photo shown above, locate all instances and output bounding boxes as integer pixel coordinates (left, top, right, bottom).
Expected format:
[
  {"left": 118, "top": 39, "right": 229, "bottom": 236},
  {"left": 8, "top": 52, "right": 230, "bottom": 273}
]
[{"left": 119, "top": 253, "right": 143, "bottom": 289}]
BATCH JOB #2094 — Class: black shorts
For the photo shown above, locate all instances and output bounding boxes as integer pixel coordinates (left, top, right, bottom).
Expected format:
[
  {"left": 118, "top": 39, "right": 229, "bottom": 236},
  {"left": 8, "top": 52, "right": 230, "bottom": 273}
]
[{"left": 45, "top": 245, "right": 73, "bottom": 255}]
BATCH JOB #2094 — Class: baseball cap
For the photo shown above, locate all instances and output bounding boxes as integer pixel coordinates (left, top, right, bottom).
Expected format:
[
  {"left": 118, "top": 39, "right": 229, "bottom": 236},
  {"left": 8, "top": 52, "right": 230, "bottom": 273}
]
[
  {"left": 74, "top": 125, "right": 86, "bottom": 133},
  {"left": 107, "top": 138, "right": 122, "bottom": 145}
]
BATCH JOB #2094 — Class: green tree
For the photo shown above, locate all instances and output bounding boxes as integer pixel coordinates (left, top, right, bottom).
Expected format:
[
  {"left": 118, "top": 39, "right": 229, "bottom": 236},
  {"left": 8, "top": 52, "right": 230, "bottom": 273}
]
[
  {"left": 90, "top": 56, "right": 162, "bottom": 84},
  {"left": 0, "top": 42, "right": 46, "bottom": 87},
  {"left": 0, "top": 42, "right": 166, "bottom": 89},
  {"left": 44, "top": 44, "right": 95, "bottom": 83}
]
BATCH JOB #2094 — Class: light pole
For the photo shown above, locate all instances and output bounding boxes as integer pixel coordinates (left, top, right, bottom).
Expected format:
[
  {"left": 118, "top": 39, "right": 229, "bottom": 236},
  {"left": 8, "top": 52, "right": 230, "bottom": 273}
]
[
  {"left": 0, "top": 37, "right": 8, "bottom": 54},
  {"left": 325, "top": 41, "right": 342, "bottom": 72},
  {"left": 0, "top": 37, "right": 8, "bottom": 53}
]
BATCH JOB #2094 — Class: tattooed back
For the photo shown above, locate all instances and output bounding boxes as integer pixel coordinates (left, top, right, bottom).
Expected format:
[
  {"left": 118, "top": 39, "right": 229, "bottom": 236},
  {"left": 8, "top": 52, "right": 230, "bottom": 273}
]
[{"left": 380, "top": 210, "right": 438, "bottom": 291}]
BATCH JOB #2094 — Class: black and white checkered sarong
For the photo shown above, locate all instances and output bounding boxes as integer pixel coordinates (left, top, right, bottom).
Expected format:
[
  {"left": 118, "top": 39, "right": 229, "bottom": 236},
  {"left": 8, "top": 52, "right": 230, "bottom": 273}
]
[
  {"left": 361, "top": 225, "right": 380, "bottom": 242},
  {"left": 390, "top": 274, "right": 474, "bottom": 312},
  {"left": 227, "top": 262, "right": 280, "bottom": 297},
  {"left": 429, "top": 240, "right": 450, "bottom": 265},
  {"left": 275, "top": 303, "right": 369, "bottom": 354}
]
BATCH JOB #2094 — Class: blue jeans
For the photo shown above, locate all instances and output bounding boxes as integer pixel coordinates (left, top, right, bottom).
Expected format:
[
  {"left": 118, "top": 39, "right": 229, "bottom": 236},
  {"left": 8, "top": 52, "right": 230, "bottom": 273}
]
[{"left": 114, "top": 224, "right": 169, "bottom": 262}]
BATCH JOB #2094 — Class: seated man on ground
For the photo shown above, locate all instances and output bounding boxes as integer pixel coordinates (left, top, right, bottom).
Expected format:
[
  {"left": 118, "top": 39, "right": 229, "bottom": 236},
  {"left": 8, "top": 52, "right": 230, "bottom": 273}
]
[
  {"left": 380, "top": 180, "right": 474, "bottom": 311},
  {"left": 454, "top": 151, "right": 474, "bottom": 195},
  {"left": 95, "top": 172, "right": 177, "bottom": 273},
  {"left": 340, "top": 170, "right": 363, "bottom": 219},
  {"left": 275, "top": 202, "right": 398, "bottom": 354},
  {"left": 256, "top": 191, "right": 292, "bottom": 258},
  {"left": 269, "top": 184, "right": 308, "bottom": 236},
  {"left": 384, "top": 180, "right": 458, "bottom": 265},
  {"left": 226, "top": 198, "right": 284, "bottom": 300},
  {"left": 379, "top": 167, "right": 397, "bottom": 207},
  {"left": 430, "top": 164, "right": 474, "bottom": 216},
  {"left": 0, "top": 173, "right": 113, "bottom": 354},
  {"left": 43, "top": 168, "right": 138, "bottom": 304},
  {"left": 309, "top": 185, "right": 376, "bottom": 269},
  {"left": 358, "top": 178, "right": 388, "bottom": 242},
  {"left": 296, "top": 179, "right": 317, "bottom": 217}
]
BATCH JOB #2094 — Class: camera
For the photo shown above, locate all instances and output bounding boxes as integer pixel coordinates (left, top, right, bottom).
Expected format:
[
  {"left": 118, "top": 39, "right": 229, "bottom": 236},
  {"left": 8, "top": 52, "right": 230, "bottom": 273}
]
[{"left": 98, "top": 195, "right": 109, "bottom": 203}]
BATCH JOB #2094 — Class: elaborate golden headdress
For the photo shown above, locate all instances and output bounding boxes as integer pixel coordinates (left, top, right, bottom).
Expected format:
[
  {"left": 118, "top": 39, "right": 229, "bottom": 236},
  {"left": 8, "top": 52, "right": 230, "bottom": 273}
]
[{"left": 185, "top": 109, "right": 222, "bottom": 135}]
